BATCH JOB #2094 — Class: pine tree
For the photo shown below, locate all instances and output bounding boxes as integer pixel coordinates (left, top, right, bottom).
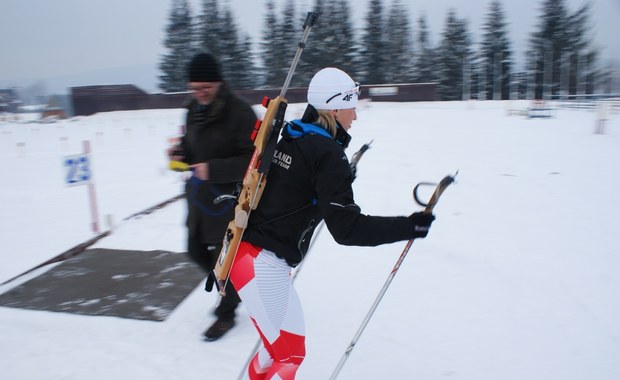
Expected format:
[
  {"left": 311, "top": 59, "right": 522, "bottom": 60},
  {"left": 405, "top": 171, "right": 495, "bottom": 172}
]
[
  {"left": 600, "top": 60, "right": 620, "bottom": 94},
  {"left": 480, "top": 0, "right": 512, "bottom": 100},
  {"left": 238, "top": 34, "right": 259, "bottom": 89},
  {"left": 296, "top": 0, "right": 334, "bottom": 87},
  {"left": 361, "top": 0, "right": 387, "bottom": 84},
  {"left": 193, "top": 0, "right": 257, "bottom": 89},
  {"left": 330, "top": 0, "right": 358, "bottom": 80},
  {"left": 528, "top": 0, "right": 566, "bottom": 99},
  {"left": 437, "top": 9, "right": 472, "bottom": 100},
  {"left": 197, "top": 0, "right": 223, "bottom": 58},
  {"left": 565, "top": 3, "right": 598, "bottom": 95},
  {"left": 527, "top": 0, "right": 598, "bottom": 99},
  {"left": 414, "top": 13, "right": 438, "bottom": 83},
  {"left": 260, "top": 0, "right": 281, "bottom": 88},
  {"left": 219, "top": 8, "right": 256, "bottom": 89},
  {"left": 286, "top": 0, "right": 356, "bottom": 87},
  {"left": 260, "top": 0, "right": 299, "bottom": 88},
  {"left": 159, "top": 0, "right": 194, "bottom": 92},
  {"left": 386, "top": 0, "right": 415, "bottom": 83},
  {"left": 278, "top": 0, "right": 301, "bottom": 87}
]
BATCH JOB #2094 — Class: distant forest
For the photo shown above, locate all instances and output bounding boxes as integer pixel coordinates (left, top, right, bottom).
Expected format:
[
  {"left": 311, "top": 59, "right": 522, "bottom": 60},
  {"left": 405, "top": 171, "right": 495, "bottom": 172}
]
[{"left": 159, "top": 0, "right": 617, "bottom": 100}]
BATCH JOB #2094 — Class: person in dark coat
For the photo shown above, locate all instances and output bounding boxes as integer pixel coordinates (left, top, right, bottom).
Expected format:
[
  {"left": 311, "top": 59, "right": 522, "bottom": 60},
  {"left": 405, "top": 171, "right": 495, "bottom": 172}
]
[
  {"left": 168, "top": 52, "right": 257, "bottom": 341},
  {"left": 229, "top": 67, "right": 436, "bottom": 378}
]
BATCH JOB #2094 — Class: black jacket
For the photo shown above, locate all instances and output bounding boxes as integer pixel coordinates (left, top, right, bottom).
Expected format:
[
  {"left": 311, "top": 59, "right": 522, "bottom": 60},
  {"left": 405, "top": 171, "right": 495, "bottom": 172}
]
[
  {"left": 243, "top": 119, "right": 417, "bottom": 267},
  {"left": 181, "top": 84, "right": 256, "bottom": 243}
]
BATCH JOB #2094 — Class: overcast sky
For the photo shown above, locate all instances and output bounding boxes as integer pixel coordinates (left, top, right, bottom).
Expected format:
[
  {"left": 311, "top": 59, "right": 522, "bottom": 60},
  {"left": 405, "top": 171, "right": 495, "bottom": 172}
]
[{"left": 0, "top": 0, "right": 618, "bottom": 92}]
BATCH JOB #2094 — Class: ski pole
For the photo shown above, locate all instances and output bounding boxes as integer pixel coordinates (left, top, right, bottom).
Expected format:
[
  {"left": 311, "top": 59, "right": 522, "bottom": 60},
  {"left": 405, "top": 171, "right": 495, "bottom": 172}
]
[{"left": 329, "top": 172, "right": 457, "bottom": 380}]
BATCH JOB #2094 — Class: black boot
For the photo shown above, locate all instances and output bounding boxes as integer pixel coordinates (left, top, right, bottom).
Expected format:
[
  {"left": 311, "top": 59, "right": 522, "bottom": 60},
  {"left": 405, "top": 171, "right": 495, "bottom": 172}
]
[
  {"left": 204, "top": 318, "right": 236, "bottom": 341},
  {"left": 204, "top": 280, "right": 240, "bottom": 341}
]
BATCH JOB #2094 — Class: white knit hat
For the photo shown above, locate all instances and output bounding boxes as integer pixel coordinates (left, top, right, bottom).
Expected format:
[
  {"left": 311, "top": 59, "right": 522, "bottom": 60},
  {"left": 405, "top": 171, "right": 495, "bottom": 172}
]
[{"left": 307, "top": 68, "right": 359, "bottom": 110}]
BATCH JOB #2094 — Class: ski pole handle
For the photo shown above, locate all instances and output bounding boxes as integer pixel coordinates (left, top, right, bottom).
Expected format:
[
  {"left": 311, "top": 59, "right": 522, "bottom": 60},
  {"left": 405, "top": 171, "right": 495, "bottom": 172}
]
[
  {"left": 414, "top": 171, "right": 458, "bottom": 213},
  {"left": 349, "top": 140, "right": 373, "bottom": 170}
]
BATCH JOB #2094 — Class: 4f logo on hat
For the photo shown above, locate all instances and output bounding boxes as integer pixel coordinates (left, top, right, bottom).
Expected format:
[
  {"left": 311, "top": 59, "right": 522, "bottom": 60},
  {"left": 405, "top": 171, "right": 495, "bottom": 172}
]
[{"left": 342, "top": 94, "right": 354, "bottom": 102}]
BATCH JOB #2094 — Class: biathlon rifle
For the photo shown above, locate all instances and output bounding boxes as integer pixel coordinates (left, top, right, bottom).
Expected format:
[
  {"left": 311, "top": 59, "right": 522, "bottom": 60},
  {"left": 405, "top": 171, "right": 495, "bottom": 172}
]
[{"left": 213, "top": 12, "right": 319, "bottom": 295}]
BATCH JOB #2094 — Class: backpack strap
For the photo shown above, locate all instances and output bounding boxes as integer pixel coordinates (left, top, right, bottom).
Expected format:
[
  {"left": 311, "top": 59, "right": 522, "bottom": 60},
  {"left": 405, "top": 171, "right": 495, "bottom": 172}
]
[{"left": 284, "top": 120, "right": 332, "bottom": 139}]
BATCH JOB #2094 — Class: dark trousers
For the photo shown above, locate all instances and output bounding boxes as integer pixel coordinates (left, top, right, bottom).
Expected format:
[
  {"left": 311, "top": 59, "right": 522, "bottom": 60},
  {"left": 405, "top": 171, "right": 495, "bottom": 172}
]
[{"left": 187, "top": 238, "right": 240, "bottom": 321}]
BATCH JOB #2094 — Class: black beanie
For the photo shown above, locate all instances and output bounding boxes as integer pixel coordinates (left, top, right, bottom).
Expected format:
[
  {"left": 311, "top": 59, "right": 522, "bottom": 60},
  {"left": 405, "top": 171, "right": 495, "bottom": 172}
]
[{"left": 188, "top": 53, "right": 223, "bottom": 82}]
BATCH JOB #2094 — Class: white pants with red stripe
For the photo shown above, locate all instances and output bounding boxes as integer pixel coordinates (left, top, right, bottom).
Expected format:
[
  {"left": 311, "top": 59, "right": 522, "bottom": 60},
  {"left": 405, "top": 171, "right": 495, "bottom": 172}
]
[{"left": 231, "top": 242, "right": 306, "bottom": 380}]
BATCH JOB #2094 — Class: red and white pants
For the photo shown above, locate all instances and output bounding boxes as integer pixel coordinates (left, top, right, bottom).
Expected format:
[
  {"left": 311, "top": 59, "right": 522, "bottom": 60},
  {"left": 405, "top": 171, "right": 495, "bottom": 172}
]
[{"left": 231, "top": 242, "right": 306, "bottom": 380}]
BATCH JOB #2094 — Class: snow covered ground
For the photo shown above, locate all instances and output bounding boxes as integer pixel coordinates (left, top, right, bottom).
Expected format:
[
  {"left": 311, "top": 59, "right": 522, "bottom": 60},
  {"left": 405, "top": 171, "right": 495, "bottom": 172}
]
[{"left": 1, "top": 100, "right": 619, "bottom": 379}]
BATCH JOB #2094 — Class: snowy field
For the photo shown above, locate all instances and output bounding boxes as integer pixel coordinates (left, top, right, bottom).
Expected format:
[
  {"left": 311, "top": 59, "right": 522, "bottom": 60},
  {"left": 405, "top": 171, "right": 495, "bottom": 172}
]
[{"left": 1, "top": 100, "right": 619, "bottom": 379}]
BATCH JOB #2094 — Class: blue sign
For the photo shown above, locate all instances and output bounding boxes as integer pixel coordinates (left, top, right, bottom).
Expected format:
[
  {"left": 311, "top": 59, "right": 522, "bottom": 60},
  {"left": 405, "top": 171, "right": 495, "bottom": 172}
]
[{"left": 63, "top": 154, "right": 91, "bottom": 186}]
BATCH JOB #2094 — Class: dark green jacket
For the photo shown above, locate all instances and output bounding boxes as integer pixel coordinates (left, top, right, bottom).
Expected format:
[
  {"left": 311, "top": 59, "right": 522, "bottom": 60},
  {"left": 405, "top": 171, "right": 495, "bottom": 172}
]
[{"left": 181, "top": 84, "right": 256, "bottom": 243}]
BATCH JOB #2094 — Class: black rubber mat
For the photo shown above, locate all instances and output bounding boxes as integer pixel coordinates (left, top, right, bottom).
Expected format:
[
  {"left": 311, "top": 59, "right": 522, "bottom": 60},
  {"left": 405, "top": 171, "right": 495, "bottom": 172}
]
[{"left": 0, "top": 248, "right": 205, "bottom": 321}]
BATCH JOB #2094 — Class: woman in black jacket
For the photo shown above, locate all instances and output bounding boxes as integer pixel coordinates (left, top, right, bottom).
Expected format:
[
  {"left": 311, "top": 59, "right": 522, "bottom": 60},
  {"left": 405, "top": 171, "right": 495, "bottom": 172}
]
[{"left": 230, "top": 68, "right": 435, "bottom": 379}]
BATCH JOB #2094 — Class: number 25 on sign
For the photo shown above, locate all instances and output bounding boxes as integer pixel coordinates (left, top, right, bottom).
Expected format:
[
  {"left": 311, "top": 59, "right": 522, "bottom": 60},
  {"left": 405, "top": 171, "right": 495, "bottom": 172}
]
[{"left": 63, "top": 154, "right": 91, "bottom": 186}]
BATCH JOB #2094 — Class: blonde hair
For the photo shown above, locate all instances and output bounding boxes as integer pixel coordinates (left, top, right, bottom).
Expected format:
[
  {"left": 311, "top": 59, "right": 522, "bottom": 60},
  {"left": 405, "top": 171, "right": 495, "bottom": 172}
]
[{"left": 315, "top": 109, "right": 338, "bottom": 138}]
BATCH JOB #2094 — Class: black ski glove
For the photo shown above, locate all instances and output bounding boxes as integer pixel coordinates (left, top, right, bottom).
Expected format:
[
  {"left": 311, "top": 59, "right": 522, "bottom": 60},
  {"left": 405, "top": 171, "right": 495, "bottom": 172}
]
[
  {"left": 205, "top": 271, "right": 216, "bottom": 292},
  {"left": 204, "top": 244, "right": 221, "bottom": 293},
  {"left": 409, "top": 212, "right": 435, "bottom": 238}
]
